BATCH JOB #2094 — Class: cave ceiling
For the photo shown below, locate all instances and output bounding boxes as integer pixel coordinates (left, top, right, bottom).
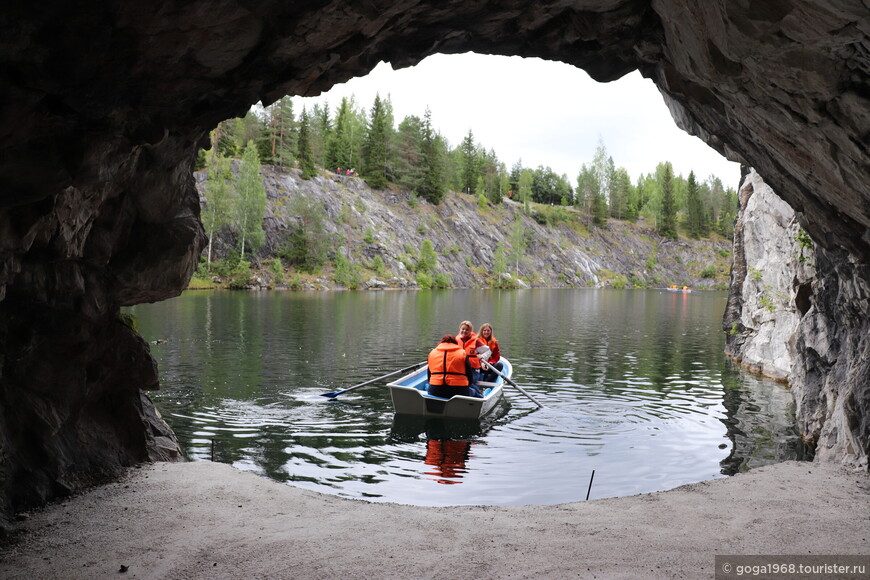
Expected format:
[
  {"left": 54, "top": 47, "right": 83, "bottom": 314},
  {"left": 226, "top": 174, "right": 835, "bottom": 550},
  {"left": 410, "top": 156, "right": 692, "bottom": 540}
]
[{"left": 1, "top": 1, "right": 868, "bottom": 261}]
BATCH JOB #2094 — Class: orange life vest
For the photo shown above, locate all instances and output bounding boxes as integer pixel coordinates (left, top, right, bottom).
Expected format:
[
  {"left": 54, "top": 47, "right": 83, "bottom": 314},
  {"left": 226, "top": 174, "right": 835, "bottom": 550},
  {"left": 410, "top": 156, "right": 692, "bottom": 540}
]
[
  {"left": 459, "top": 333, "right": 485, "bottom": 370},
  {"left": 428, "top": 342, "right": 469, "bottom": 386},
  {"left": 480, "top": 336, "right": 500, "bottom": 364}
]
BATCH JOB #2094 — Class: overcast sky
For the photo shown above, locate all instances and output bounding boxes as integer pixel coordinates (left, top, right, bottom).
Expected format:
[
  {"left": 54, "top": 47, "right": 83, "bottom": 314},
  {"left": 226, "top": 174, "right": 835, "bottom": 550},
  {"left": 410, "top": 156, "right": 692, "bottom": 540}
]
[{"left": 291, "top": 52, "right": 741, "bottom": 187}]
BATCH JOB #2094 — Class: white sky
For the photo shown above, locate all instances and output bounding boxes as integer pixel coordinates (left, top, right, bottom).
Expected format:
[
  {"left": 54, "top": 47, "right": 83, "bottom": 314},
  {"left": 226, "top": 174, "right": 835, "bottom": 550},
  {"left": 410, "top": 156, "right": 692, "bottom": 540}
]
[{"left": 291, "top": 52, "right": 741, "bottom": 187}]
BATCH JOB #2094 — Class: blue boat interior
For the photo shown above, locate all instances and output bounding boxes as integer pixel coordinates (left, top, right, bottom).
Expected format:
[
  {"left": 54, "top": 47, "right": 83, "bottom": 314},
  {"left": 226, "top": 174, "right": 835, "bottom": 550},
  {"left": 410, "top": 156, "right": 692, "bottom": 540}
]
[{"left": 393, "top": 363, "right": 507, "bottom": 399}]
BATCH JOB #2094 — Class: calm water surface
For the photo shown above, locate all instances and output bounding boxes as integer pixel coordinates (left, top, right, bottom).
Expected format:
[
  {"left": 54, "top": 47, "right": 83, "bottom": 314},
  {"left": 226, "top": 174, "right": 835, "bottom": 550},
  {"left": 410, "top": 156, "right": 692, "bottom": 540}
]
[{"left": 131, "top": 289, "right": 807, "bottom": 506}]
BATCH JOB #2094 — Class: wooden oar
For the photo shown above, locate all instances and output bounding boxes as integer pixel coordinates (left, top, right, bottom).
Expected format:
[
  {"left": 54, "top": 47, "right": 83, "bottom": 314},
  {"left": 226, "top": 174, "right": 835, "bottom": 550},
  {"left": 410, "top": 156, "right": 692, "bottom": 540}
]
[
  {"left": 481, "top": 360, "right": 544, "bottom": 408},
  {"left": 320, "top": 361, "right": 427, "bottom": 398}
]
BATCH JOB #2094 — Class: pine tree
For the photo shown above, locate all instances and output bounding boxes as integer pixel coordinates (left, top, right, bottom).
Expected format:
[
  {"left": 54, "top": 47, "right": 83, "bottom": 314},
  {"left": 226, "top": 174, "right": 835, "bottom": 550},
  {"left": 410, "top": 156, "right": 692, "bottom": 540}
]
[
  {"left": 380, "top": 95, "right": 398, "bottom": 182},
  {"left": 605, "top": 156, "right": 618, "bottom": 217},
  {"left": 234, "top": 141, "right": 267, "bottom": 260},
  {"left": 327, "top": 97, "right": 354, "bottom": 171},
  {"left": 311, "top": 102, "right": 331, "bottom": 167},
  {"left": 362, "top": 93, "right": 389, "bottom": 189},
  {"left": 265, "top": 97, "right": 297, "bottom": 168},
  {"left": 459, "top": 129, "right": 478, "bottom": 194},
  {"left": 394, "top": 115, "right": 423, "bottom": 191},
  {"left": 658, "top": 162, "right": 678, "bottom": 239},
  {"left": 611, "top": 167, "right": 632, "bottom": 220},
  {"left": 685, "top": 170, "right": 703, "bottom": 239},
  {"left": 592, "top": 188, "right": 609, "bottom": 227},
  {"left": 418, "top": 108, "right": 444, "bottom": 204},
  {"left": 297, "top": 107, "right": 316, "bottom": 180},
  {"left": 509, "top": 160, "right": 523, "bottom": 197}
]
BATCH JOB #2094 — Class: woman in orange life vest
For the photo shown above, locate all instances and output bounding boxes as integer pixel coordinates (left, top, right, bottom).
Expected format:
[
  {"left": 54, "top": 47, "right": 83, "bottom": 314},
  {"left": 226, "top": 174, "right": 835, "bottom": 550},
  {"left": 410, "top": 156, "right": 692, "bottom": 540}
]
[
  {"left": 426, "top": 334, "right": 476, "bottom": 399},
  {"left": 457, "top": 320, "right": 486, "bottom": 395},
  {"left": 478, "top": 322, "right": 503, "bottom": 383}
]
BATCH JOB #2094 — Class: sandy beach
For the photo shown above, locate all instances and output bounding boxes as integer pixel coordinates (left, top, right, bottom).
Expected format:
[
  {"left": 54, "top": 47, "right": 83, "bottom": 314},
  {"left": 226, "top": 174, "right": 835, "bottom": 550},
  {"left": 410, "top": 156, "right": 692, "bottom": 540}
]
[{"left": 1, "top": 460, "right": 868, "bottom": 579}]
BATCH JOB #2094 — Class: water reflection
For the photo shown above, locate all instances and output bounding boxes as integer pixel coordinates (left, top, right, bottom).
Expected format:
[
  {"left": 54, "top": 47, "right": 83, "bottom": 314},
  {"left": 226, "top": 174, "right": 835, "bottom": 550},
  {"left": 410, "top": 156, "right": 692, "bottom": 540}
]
[
  {"left": 425, "top": 440, "right": 472, "bottom": 484},
  {"left": 391, "top": 415, "right": 494, "bottom": 485},
  {"left": 719, "top": 369, "right": 810, "bottom": 474},
  {"left": 132, "top": 289, "right": 807, "bottom": 506}
]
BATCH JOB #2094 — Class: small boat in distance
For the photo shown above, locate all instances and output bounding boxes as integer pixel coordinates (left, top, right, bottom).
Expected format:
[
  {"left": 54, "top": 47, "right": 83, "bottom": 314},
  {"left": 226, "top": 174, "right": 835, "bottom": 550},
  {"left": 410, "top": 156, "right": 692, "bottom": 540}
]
[
  {"left": 665, "top": 285, "right": 693, "bottom": 293},
  {"left": 387, "top": 358, "right": 513, "bottom": 419}
]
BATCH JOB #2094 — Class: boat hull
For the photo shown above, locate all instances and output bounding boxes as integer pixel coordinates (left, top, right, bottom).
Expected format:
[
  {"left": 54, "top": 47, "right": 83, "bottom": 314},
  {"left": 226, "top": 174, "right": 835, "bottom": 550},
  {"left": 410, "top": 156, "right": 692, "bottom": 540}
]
[{"left": 388, "top": 358, "right": 512, "bottom": 419}]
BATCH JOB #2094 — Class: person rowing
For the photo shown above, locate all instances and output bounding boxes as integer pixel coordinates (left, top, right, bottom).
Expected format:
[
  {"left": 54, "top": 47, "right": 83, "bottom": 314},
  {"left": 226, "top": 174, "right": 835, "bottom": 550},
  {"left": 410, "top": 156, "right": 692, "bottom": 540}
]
[{"left": 426, "top": 334, "right": 477, "bottom": 398}]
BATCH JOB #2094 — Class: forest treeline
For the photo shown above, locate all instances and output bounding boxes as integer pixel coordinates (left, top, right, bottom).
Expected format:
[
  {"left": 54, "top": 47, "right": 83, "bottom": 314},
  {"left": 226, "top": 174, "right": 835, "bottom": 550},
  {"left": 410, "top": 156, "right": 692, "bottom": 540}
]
[{"left": 198, "top": 93, "right": 739, "bottom": 271}]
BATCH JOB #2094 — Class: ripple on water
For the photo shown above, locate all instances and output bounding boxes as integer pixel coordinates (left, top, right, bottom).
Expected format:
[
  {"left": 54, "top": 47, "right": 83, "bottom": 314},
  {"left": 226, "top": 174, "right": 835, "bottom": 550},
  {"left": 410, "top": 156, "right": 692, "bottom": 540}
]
[{"left": 139, "top": 289, "right": 806, "bottom": 506}]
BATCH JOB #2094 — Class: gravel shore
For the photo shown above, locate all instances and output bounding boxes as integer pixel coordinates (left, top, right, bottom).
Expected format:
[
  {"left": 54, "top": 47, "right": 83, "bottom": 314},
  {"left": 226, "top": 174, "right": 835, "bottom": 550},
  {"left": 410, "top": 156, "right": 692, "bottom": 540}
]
[{"left": 1, "top": 460, "right": 868, "bottom": 579}]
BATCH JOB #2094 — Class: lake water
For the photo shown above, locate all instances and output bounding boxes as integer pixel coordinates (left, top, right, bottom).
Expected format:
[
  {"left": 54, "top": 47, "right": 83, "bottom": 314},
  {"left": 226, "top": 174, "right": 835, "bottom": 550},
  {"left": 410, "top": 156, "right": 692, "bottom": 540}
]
[{"left": 131, "top": 289, "right": 808, "bottom": 506}]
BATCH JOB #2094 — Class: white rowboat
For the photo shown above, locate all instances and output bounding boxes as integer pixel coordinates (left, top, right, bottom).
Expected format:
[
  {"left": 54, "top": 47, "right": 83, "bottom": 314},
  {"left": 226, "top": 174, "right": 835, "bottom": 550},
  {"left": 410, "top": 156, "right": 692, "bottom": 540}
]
[{"left": 387, "top": 357, "right": 513, "bottom": 419}]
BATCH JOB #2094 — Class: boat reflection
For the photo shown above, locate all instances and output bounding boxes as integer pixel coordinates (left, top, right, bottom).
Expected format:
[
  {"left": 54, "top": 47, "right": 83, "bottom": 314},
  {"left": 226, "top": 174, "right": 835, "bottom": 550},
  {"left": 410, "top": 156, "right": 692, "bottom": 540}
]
[
  {"left": 390, "top": 414, "right": 489, "bottom": 485},
  {"left": 425, "top": 439, "right": 472, "bottom": 484}
]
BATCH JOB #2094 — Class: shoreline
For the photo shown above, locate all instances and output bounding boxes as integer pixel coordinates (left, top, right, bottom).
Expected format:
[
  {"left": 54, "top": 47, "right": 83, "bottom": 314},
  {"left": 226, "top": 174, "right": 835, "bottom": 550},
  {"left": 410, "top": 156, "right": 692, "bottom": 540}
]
[{"left": 1, "top": 460, "right": 867, "bottom": 579}]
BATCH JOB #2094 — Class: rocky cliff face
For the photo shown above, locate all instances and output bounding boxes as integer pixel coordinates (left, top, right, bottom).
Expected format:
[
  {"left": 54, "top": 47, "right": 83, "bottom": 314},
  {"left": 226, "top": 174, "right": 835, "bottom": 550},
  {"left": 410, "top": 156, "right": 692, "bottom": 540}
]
[
  {"left": 204, "top": 166, "right": 731, "bottom": 291},
  {"left": 0, "top": 1, "right": 867, "bottom": 527},
  {"left": 725, "top": 170, "right": 869, "bottom": 468}
]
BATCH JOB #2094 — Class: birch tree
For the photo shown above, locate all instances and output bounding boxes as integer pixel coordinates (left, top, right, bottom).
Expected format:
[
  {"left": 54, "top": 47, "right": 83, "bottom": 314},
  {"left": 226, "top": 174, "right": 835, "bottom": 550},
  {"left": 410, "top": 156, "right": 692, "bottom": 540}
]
[{"left": 234, "top": 141, "right": 267, "bottom": 261}]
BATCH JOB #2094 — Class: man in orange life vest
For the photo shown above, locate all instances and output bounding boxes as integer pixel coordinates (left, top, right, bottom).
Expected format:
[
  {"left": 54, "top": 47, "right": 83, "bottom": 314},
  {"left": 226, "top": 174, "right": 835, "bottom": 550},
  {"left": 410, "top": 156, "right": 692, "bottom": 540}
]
[{"left": 426, "top": 334, "right": 477, "bottom": 398}]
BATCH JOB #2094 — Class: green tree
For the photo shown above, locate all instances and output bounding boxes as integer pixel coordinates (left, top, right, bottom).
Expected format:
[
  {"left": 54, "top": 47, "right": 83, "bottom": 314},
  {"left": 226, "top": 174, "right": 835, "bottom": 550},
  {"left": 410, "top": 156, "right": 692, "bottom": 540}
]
[
  {"left": 518, "top": 168, "right": 534, "bottom": 214},
  {"left": 459, "top": 129, "right": 479, "bottom": 194},
  {"left": 611, "top": 167, "right": 633, "bottom": 220},
  {"left": 381, "top": 95, "right": 398, "bottom": 181},
  {"left": 635, "top": 173, "right": 653, "bottom": 214},
  {"left": 716, "top": 182, "right": 739, "bottom": 238},
  {"left": 493, "top": 162, "right": 509, "bottom": 205},
  {"left": 280, "top": 196, "right": 331, "bottom": 272},
  {"left": 234, "top": 141, "right": 267, "bottom": 260},
  {"left": 592, "top": 138, "right": 611, "bottom": 214},
  {"left": 592, "top": 187, "right": 609, "bottom": 227},
  {"left": 333, "top": 252, "right": 360, "bottom": 288},
  {"left": 530, "top": 166, "right": 572, "bottom": 205},
  {"left": 685, "top": 170, "right": 703, "bottom": 239},
  {"left": 202, "top": 152, "right": 233, "bottom": 270},
  {"left": 576, "top": 164, "right": 597, "bottom": 226},
  {"left": 297, "top": 106, "right": 317, "bottom": 180},
  {"left": 418, "top": 108, "right": 444, "bottom": 204},
  {"left": 362, "top": 93, "right": 390, "bottom": 189},
  {"left": 311, "top": 102, "right": 331, "bottom": 167},
  {"left": 475, "top": 175, "right": 487, "bottom": 199},
  {"left": 491, "top": 242, "right": 509, "bottom": 286},
  {"left": 658, "top": 162, "right": 678, "bottom": 239},
  {"left": 509, "top": 160, "right": 523, "bottom": 197},
  {"left": 394, "top": 115, "right": 423, "bottom": 191},
  {"left": 509, "top": 217, "right": 527, "bottom": 278},
  {"left": 265, "top": 96, "right": 297, "bottom": 168},
  {"left": 327, "top": 97, "right": 354, "bottom": 171},
  {"left": 417, "top": 239, "right": 438, "bottom": 272}
]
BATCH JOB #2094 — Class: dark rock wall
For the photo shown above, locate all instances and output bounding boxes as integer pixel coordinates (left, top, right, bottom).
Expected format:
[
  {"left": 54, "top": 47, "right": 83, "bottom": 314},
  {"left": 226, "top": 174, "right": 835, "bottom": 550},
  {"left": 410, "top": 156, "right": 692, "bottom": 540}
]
[
  {"left": 0, "top": 1, "right": 868, "bottom": 524},
  {"left": 791, "top": 247, "right": 870, "bottom": 466}
]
